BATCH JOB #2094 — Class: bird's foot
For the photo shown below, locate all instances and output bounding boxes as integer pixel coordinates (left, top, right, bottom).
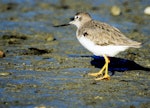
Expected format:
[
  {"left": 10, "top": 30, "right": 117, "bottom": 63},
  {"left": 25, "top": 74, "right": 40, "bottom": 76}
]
[
  {"left": 88, "top": 72, "right": 102, "bottom": 77},
  {"left": 95, "top": 74, "right": 110, "bottom": 80}
]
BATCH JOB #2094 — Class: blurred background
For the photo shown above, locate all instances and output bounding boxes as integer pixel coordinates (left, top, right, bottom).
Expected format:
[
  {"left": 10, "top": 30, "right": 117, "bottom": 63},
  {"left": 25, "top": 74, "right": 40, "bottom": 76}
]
[{"left": 0, "top": 0, "right": 150, "bottom": 108}]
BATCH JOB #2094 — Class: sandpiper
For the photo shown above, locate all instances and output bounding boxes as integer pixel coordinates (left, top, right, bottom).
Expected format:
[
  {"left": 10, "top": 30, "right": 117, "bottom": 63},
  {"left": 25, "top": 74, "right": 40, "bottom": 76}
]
[{"left": 54, "top": 12, "right": 141, "bottom": 80}]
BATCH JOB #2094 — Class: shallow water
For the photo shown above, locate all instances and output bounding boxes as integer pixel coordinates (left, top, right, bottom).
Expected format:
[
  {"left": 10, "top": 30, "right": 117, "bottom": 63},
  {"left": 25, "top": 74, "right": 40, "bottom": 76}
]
[{"left": 0, "top": 0, "right": 150, "bottom": 108}]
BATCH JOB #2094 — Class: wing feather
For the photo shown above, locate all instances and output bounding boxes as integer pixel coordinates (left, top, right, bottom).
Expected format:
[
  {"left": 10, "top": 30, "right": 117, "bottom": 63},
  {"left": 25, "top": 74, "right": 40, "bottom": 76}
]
[{"left": 78, "top": 20, "right": 141, "bottom": 47}]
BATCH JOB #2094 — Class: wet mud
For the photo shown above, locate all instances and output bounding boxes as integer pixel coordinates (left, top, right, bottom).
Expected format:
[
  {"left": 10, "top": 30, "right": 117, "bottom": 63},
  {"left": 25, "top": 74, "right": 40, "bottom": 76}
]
[{"left": 0, "top": 0, "right": 150, "bottom": 108}]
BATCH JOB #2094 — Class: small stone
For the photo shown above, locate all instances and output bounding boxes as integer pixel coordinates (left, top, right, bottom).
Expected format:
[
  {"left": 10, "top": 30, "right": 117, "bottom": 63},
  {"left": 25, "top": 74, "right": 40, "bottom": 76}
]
[
  {"left": 0, "top": 72, "right": 12, "bottom": 76},
  {"left": 111, "top": 6, "right": 121, "bottom": 16},
  {"left": 0, "top": 51, "right": 5, "bottom": 57},
  {"left": 94, "top": 96, "right": 103, "bottom": 100},
  {"left": 46, "top": 34, "right": 55, "bottom": 41},
  {"left": 35, "top": 105, "right": 46, "bottom": 108},
  {"left": 144, "top": 6, "right": 150, "bottom": 15}
]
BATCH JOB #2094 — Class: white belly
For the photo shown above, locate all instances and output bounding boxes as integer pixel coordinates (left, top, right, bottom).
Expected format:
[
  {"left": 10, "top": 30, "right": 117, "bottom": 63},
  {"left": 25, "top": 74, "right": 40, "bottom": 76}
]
[{"left": 77, "top": 36, "right": 129, "bottom": 57}]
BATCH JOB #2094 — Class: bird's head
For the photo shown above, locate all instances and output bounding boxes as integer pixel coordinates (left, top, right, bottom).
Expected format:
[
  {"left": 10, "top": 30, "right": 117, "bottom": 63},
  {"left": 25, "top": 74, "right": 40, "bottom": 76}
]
[{"left": 69, "top": 12, "right": 92, "bottom": 28}]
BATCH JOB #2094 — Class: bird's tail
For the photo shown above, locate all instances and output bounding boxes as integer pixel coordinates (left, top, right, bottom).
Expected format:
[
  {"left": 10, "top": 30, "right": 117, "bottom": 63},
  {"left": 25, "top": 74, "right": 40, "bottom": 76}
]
[{"left": 130, "top": 41, "right": 142, "bottom": 48}]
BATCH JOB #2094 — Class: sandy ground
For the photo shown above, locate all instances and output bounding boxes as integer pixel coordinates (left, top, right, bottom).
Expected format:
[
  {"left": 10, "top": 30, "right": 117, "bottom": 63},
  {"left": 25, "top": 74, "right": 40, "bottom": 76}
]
[{"left": 0, "top": 0, "right": 150, "bottom": 108}]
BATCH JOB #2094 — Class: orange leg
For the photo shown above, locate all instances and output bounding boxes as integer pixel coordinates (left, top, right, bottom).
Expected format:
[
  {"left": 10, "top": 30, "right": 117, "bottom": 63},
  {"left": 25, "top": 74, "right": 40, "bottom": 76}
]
[{"left": 88, "top": 54, "right": 110, "bottom": 80}]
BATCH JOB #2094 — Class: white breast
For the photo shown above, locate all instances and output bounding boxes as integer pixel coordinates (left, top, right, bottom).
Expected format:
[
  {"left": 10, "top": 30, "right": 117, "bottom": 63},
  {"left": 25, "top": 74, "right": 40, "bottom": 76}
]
[{"left": 77, "top": 35, "right": 129, "bottom": 57}]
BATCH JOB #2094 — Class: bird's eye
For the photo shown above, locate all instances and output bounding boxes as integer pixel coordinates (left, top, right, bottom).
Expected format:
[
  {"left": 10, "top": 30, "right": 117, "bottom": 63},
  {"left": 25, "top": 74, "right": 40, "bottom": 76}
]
[{"left": 75, "top": 16, "right": 79, "bottom": 19}]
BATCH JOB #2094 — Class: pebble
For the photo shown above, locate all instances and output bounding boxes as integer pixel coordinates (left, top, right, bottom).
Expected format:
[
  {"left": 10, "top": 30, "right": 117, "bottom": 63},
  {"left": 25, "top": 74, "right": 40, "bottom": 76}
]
[
  {"left": 144, "top": 6, "right": 150, "bottom": 15},
  {"left": 46, "top": 33, "right": 55, "bottom": 41},
  {"left": 94, "top": 96, "right": 103, "bottom": 100},
  {"left": 111, "top": 6, "right": 121, "bottom": 16},
  {"left": 0, "top": 51, "right": 5, "bottom": 57},
  {"left": 35, "top": 105, "right": 46, "bottom": 108},
  {"left": 0, "top": 72, "right": 12, "bottom": 76}
]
